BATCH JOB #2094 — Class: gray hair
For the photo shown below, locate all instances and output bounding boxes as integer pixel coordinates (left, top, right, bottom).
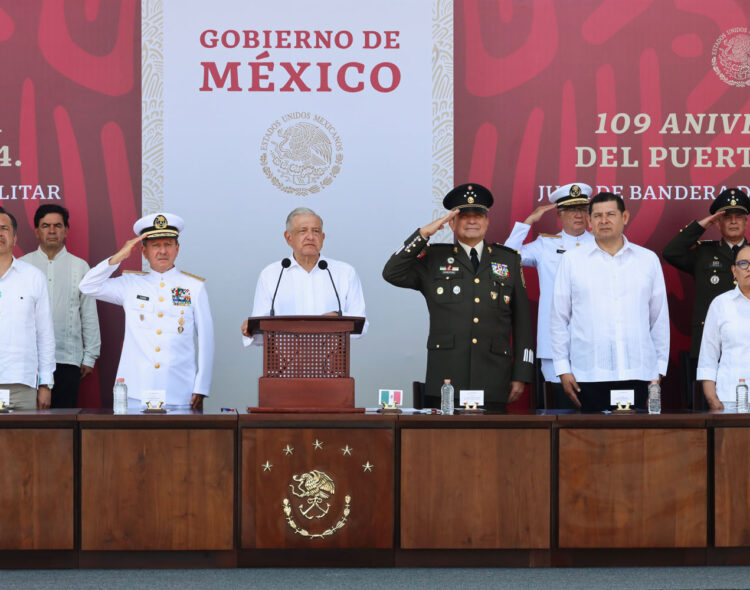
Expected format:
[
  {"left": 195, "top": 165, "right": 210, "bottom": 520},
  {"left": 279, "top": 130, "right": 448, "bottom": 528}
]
[{"left": 285, "top": 207, "right": 323, "bottom": 231}]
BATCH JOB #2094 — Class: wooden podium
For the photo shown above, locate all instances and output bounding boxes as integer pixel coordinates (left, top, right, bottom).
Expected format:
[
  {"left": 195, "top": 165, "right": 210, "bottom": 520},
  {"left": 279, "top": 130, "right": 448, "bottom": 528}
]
[{"left": 246, "top": 315, "right": 365, "bottom": 410}]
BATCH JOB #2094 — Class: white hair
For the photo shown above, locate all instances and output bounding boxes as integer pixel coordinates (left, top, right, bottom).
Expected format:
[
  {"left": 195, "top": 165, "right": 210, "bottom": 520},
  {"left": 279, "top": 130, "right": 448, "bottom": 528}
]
[{"left": 285, "top": 207, "right": 323, "bottom": 231}]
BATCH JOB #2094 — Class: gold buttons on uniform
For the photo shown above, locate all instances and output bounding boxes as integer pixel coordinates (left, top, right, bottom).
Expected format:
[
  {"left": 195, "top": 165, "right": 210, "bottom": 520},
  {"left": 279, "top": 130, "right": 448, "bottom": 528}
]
[
  {"left": 158, "top": 297, "right": 164, "bottom": 302},
  {"left": 436, "top": 344, "right": 440, "bottom": 349},
  {"left": 155, "top": 347, "right": 161, "bottom": 352},
  {"left": 472, "top": 338, "right": 477, "bottom": 344},
  {"left": 157, "top": 312, "right": 163, "bottom": 318},
  {"left": 474, "top": 297, "right": 480, "bottom": 303},
  {"left": 140, "top": 304, "right": 144, "bottom": 309},
  {"left": 155, "top": 363, "right": 160, "bottom": 369},
  {"left": 474, "top": 278, "right": 480, "bottom": 284},
  {"left": 160, "top": 282, "right": 165, "bottom": 287},
  {"left": 473, "top": 317, "right": 479, "bottom": 323},
  {"left": 156, "top": 329, "right": 162, "bottom": 335}
]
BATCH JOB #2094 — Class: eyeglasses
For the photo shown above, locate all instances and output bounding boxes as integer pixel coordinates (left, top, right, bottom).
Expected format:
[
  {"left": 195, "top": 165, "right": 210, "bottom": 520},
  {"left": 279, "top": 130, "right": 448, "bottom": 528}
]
[{"left": 735, "top": 260, "right": 750, "bottom": 270}]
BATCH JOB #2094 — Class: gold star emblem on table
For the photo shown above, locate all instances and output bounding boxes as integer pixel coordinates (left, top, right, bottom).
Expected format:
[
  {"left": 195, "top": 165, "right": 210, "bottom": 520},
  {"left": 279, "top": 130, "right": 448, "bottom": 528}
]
[
  {"left": 313, "top": 439, "right": 324, "bottom": 450},
  {"left": 282, "top": 445, "right": 294, "bottom": 456},
  {"left": 341, "top": 445, "right": 353, "bottom": 456},
  {"left": 362, "top": 461, "right": 374, "bottom": 472},
  {"left": 262, "top": 461, "right": 273, "bottom": 472}
]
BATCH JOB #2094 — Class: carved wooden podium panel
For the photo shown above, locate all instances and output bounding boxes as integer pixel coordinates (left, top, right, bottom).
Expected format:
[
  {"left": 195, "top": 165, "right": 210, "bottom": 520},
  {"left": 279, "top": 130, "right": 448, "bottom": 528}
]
[
  {"left": 241, "top": 419, "right": 394, "bottom": 549},
  {"left": 247, "top": 316, "right": 365, "bottom": 409}
]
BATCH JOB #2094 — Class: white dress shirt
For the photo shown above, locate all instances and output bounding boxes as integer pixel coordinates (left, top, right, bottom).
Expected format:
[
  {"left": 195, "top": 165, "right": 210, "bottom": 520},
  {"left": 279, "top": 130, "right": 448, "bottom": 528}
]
[
  {"left": 0, "top": 258, "right": 56, "bottom": 388},
  {"left": 697, "top": 287, "right": 750, "bottom": 402},
  {"left": 244, "top": 255, "right": 368, "bottom": 346},
  {"left": 457, "top": 240, "right": 483, "bottom": 262},
  {"left": 505, "top": 222, "right": 594, "bottom": 382},
  {"left": 21, "top": 246, "right": 101, "bottom": 368},
  {"left": 550, "top": 237, "right": 669, "bottom": 382},
  {"left": 80, "top": 259, "right": 214, "bottom": 406}
]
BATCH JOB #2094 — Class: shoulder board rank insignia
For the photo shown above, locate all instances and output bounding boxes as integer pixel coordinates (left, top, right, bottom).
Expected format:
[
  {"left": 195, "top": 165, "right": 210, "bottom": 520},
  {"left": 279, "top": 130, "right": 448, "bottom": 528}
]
[
  {"left": 122, "top": 270, "right": 148, "bottom": 275},
  {"left": 493, "top": 243, "right": 520, "bottom": 255},
  {"left": 180, "top": 271, "right": 206, "bottom": 282},
  {"left": 540, "top": 233, "right": 562, "bottom": 238}
]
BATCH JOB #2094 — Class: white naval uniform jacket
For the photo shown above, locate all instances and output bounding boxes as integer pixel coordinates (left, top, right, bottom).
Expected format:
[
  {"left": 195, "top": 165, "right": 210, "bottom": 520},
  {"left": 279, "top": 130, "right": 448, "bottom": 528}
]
[
  {"left": 79, "top": 259, "right": 214, "bottom": 406},
  {"left": 505, "top": 223, "right": 594, "bottom": 381}
]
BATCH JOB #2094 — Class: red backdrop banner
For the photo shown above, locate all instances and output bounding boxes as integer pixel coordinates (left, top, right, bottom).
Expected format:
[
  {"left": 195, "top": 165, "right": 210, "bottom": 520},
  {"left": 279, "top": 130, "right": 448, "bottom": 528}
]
[
  {"left": 455, "top": 0, "right": 750, "bottom": 407},
  {"left": 0, "top": 1, "right": 141, "bottom": 407}
]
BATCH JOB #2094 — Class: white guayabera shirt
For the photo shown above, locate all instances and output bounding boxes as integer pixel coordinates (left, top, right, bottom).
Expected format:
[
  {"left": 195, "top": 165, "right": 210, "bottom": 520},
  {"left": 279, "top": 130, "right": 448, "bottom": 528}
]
[
  {"left": 550, "top": 237, "right": 669, "bottom": 382},
  {"left": 21, "top": 246, "right": 100, "bottom": 368},
  {"left": 697, "top": 287, "right": 750, "bottom": 402}
]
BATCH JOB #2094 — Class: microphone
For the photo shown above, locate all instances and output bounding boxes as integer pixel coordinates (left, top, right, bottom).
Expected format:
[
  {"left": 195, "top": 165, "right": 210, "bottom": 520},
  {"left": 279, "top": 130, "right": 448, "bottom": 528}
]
[
  {"left": 318, "top": 259, "right": 342, "bottom": 316},
  {"left": 270, "top": 258, "right": 291, "bottom": 316}
]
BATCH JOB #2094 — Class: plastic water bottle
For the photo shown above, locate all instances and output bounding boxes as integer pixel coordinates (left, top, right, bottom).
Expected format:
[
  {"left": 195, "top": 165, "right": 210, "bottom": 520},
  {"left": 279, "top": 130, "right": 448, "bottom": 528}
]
[
  {"left": 113, "top": 378, "right": 128, "bottom": 414},
  {"left": 440, "top": 379, "right": 454, "bottom": 415},
  {"left": 737, "top": 378, "right": 749, "bottom": 413},
  {"left": 647, "top": 380, "right": 661, "bottom": 414}
]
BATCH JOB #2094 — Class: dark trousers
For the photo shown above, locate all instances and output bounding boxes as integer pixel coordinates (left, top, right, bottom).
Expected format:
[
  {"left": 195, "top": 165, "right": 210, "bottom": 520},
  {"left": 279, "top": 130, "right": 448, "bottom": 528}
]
[
  {"left": 548, "top": 382, "right": 578, "bottom": 410},
  {"left": 51, "top": 364, "right": 81, "bottom": 409},
  {"left": 576, "top": 380, "right": 649, "bottom": 412}
]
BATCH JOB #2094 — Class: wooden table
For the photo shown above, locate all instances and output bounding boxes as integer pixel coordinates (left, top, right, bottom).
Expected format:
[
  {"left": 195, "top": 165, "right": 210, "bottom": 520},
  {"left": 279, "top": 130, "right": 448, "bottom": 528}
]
[
  {"left": 78, "top": 409, "right": 236, "bottom": 568},
  {"left": 0, "top": 409, "right": 78, "bottom": 568},
  {"left": 3, "top": 408, "right": 750, "bottom": 568}
]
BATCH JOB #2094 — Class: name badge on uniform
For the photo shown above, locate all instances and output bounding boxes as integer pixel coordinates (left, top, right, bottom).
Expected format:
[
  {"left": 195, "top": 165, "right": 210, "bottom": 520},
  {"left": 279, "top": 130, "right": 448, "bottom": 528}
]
[
  {"left": 137, "top": 294, "right": 149, "bottom": 301},
  {"left": 491, "top": 262, "right": 509, "bottom": 278},
  {"left": 556, "top": 249, "right": 566, "bottom": 254},
  {"left": 439, "top": 265, "right": 459, "bottom": 274},
  {"left": 610, "top": 389, "right": 634, "bottom": 406},
  {"left": 171, "top": 287, "right": 191, "bottom": 306}
]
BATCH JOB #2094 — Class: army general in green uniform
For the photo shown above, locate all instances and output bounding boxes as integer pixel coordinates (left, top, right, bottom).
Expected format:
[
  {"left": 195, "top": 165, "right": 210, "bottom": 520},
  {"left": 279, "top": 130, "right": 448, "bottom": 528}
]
[
  {"left": 383, "top": 183, "right": 534, "bottom": 410},
  {"left": 663, "top": 188, "right": 750, "bottom": 358}
]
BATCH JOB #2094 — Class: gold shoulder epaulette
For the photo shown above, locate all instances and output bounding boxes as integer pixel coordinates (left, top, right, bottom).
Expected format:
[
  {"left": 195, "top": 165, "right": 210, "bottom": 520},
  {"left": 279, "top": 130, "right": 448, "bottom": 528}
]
[
  {"left": 122, "top": 270, "right": 148, "bottom": 275},
  {"left": 540, "top": 233, "right": 561, "bottom": 238},
  {"left": 181, "top": 270, "right": 206, "bottom": 282}
]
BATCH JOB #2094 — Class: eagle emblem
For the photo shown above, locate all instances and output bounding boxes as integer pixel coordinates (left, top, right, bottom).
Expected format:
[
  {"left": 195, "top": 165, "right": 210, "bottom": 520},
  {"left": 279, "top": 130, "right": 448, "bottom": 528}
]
[
  {"left": 289, "top": 470, "right": 336, "bottom": 519},
  {"left": 154, "top": 214, "right": 168, "bottom": 229}
]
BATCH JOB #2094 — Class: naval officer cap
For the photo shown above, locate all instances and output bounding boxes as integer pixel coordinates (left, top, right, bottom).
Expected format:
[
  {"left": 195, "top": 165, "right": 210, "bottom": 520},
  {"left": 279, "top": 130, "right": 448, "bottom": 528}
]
[
  {"left": 710, "top": 188, "right": 750, "bottom": 215},
  {"left": 550, "top": 183, "right": 592, "bottom": 208},
  {"left": 133, "top": 212, "right": 184, "bottom": 239},
  {"left": 443, "top": 183, "right": 494, "bottom": 214}
]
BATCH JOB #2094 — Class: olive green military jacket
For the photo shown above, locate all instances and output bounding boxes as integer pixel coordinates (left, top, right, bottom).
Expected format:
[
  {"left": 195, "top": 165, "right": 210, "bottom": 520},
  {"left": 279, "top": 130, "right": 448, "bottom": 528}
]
[
  {"left": 662, "top": 220, "right": 742, "bottom": 357},
  {"left": 382, "top": 229, "right": 535, "bottom": 404}
]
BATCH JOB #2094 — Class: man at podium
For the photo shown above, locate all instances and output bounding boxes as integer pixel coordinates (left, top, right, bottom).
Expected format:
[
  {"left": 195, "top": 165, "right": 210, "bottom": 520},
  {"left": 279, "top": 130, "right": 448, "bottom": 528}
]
[{"left": 241, "top": 207, "right": 367, "bottom": 345}]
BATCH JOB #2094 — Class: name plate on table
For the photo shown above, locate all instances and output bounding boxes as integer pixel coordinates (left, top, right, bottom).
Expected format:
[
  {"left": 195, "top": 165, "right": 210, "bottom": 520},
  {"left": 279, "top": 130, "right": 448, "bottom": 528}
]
[
  {"left": 378, "top": 389, "right": 403, "bottom": 413},
  {"left": 610, "top": 389, "right": 635, "bottom": 406},
  {"left": 460, "top": 390, "right": 484, "bottom": 407},
  {"left": 0, "top": 389, "right": 9, "bottom": 412},
  {"left": 141, "top": 390, "right": 167, "bottom": 413}
]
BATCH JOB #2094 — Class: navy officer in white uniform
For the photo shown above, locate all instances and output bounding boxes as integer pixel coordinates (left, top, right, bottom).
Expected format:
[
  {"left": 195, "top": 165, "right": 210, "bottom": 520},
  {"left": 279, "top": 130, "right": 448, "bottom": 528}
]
[
  {"left": 241, "top": 207, "right": 367, "bottom": 344},
  {"left": 504, "top": 183, "right": 594, "bottom": 406},
  {"left": 80, "top": 213, "right": 214, "bottom": 410}
]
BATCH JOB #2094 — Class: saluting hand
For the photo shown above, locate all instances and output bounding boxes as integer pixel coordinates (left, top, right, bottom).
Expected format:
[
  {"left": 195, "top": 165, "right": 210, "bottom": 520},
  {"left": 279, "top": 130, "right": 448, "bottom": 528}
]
[
  {"left": 698, "top": 210, "right": 725, "bottom": 229},
  {"left": 523, "top": 203, "right": 557, "bottom": 225},
  {"left": 560, "top": 373, "right": 582, "bottom": 408},
  {"left": 108, "top": 235, "right": 146, "bottom": 266},
  {"left": 419, "top": 209, "right": 459, "bottom": 239}
]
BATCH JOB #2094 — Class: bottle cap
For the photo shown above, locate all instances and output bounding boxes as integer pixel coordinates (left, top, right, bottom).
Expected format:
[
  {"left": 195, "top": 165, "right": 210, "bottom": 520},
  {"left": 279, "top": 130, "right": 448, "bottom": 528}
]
[
  {"left": 443, "top": 379, "right": 451, "bottom": 383},
  {"left": 116, "top": 378, "right": 125, "bottom": 383}
]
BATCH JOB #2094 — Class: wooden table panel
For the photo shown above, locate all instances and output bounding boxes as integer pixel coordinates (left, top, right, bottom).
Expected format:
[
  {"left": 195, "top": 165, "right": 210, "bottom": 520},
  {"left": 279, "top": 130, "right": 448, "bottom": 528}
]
[
  {"left": 400, "top": 428, "right": 551, "bottom": 549},
  {"left": 242, "top": 427, "right": 394, "bottom": 549},
  {"left": 715, "top": 427, "right": 750, "bottom": 546},
  {"left": 559, "top": 428, "right": 707, "bottom": 548},
  {"left": 0, "top": 429, "right": 74, "bottom": 549},
  {"left": 81, "top": 429, "right": 234, "bottom": 550}
]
